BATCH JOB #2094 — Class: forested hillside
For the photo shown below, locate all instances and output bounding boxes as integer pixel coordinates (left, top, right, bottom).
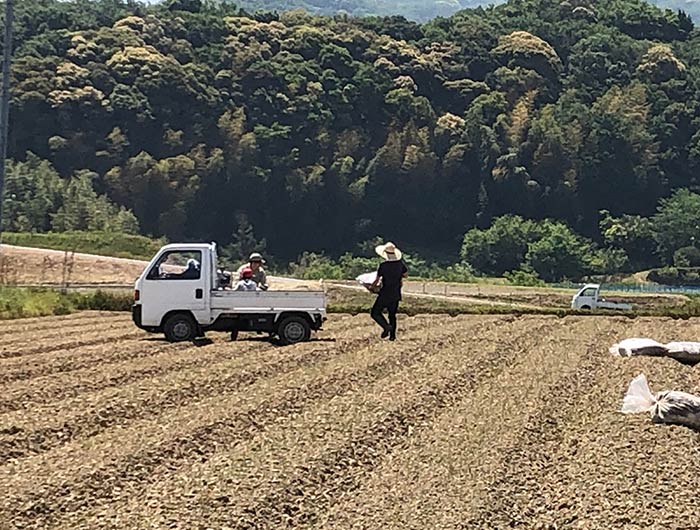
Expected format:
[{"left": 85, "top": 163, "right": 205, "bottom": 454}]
[
  {"left": 218, "top": 0, "right": 484, "bottom": 22},
  {"left": 4, "top": 0, "right": 700, "bottom": 279},
  {"left": 224, "top": 0, "right": 700, "bottom": 22}
]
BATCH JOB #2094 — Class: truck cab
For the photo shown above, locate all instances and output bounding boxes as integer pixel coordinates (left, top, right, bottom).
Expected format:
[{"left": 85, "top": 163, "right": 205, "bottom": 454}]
[
  {"left": 132, "top": 243, "right": 326, "bottom": 344},
  {"left": 571, "top": 283, "right": 632, "bottom": 311}
]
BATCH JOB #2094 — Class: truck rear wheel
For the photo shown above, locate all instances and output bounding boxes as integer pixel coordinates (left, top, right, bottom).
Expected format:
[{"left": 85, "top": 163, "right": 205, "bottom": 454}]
[
  {"left": 278, "top": 316, "right": 311, "bottom": 345},
  {"left": 164, "top": 313, "right": 197, "bottom": 342}
]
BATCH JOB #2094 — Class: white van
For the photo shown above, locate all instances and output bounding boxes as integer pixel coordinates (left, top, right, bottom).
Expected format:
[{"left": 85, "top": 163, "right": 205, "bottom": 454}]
[{"left": 132, "top": 243, "right": 326, "bottom": 344}]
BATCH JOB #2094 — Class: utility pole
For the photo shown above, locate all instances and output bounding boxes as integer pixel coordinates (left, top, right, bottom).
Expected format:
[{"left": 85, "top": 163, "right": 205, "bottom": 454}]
[{"left": 0, "top": 0, "right": 13, "bottom": 240}]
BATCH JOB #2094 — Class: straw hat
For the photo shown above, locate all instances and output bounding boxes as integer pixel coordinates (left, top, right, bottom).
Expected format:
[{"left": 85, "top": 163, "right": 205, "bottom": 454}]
[
  {"left": 375, "top": 242, "right": 402, "bottom": 261},
  {"left": 248, "top": 252, "right": 266, "bottom": 264}
]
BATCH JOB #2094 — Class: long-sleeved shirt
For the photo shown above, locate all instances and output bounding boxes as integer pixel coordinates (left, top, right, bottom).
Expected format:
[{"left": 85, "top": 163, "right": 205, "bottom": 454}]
[
  {"left": 237, "top": 264, "right": 268, "bottom": 290},
  {"left": 234, "top": 279, "right": 258, "bottom": 291}
]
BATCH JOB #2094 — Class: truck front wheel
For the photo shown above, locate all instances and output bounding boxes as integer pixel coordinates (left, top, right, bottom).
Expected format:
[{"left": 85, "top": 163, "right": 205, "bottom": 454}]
[
  {"left": 164, "top": 313, "right": 198, "bottom": 342},
  {"left": 278, "top": 316, "right": 311, "bottom": 345}
]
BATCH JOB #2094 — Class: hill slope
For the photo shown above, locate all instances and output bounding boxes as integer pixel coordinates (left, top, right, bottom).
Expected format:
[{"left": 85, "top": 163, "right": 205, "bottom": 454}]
[
  {"left": 226, "top": 0, "right": 700, "bottom": 21},
  {"left": 5, "top": 0, "right": 700, "bottom": 273}
]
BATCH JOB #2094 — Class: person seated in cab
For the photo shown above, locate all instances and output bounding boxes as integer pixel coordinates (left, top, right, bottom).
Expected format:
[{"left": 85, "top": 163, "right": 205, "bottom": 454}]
[
  {"left": 237, "top": 252, "right": 268, "bottom": 290},
  {"left": 234, "top": 267, "right": 258, "bottom": 291},
  {"left": 178, "top": 258, "right": 200, "bottom": 280}
]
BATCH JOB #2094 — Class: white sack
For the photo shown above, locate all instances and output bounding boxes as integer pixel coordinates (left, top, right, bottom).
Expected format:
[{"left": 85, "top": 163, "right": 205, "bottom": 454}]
[
  {"left": 356, "top": 271, "right": 381, "bottom": 293},
  {"left": 621, "top": 374, "right": 700, "bottom": 431},
  {"left": 663, "top": 342, "right": 700, "bottom": 366},
  {"left": 610, "top": 338, "right": 700, "bottom": 365},
  {"left": 609, "top": 338, "right": 668, "bottom": 357},
  {"left": 356, "top": 272, "right": 377, "bottom": 286}
]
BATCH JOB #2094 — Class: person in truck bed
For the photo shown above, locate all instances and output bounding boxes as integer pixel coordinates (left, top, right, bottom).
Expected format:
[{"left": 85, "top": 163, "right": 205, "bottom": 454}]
[
  {"left": 234, "top": 267, "right": 258, "bottom": 291},
  {"left": 237, "top": 252, "right": 269, "bottom": 290}
]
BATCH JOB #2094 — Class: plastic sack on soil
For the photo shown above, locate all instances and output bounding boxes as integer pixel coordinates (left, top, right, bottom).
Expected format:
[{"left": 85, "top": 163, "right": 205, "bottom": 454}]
[
  {"left": 610, "top": 338, "right": 700, "bottom": 366},
  {"left": 663, "top": 342, "right": 700, "bottom": 366},
  {"left": 610, "top": 338, "right": 668, "bottom": 358},
  {"left": 621, "top": 374, "right": 700, "bottom": 431}
]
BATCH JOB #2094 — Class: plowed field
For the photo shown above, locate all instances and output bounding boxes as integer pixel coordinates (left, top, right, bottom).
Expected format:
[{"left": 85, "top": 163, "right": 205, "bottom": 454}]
[{"left": 1, "top": 312, "right": 699, "bottom": 529}]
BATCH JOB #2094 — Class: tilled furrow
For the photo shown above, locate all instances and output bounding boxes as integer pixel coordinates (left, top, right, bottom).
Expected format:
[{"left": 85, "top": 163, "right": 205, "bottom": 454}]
[
  {"left": 0, "top": 339, "right": 186, "bottom": 386},
  {"left": 0, "top": 318, "right": 406, "bottom": 460},
  {"left": 1, "top": 317, "right": 468, "bottom": 528},
  {"left": 461, "top": 326, "right": 623, "bottom": 529},
  {"left": 1, "top": 315, "right": 128, "bottom": 347},
  {"left": 318, "top": 318, "right": 609, "bottom": 529},
  {"left": 0, "top": 314, "right": 360, "bottom": 385},
  {"left": 464, "top": 318, "right": 700, "bottom": 530},
  {"left": 0, "top": 312, "right": 123, "bottom": 334},
  {"left": 70, "top": 317, "right": 509, "bottom": 528},
  {"left": 0, "top": 327, "right": 144, "bottom": 359},
  {"left": 230, "top": 320, "right": 558, "bottom": 529},
  {"left": 0, "top": 320, "right": 378, "bottom": 413}
]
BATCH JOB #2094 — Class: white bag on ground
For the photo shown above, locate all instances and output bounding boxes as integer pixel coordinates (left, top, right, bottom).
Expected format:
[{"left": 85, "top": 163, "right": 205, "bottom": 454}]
[
  {"left": 610, "top": 338, "right": 700, "bottom": 365},
  {"left": 610, "top": 338, "right": 668, "bottom": 357},
  {"left": 664, "top": 342, "right": 700, "bottom": 366},
  {"left": 621, "top": 374, "right": 700, "bottom": 431}
]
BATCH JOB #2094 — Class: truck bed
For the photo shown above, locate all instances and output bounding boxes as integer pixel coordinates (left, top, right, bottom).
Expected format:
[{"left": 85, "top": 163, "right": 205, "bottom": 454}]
[{"left": 210, "top": 290, "right": 326, "bottom": 312}]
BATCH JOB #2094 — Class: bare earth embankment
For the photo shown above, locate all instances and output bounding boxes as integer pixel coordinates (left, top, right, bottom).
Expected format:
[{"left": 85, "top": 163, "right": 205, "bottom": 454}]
[
  {"left": 1, "top": 312, "right": 698, "bottom": 529},
  {"left": 0, "top": 244, "right": 317, "bottom": 291}
]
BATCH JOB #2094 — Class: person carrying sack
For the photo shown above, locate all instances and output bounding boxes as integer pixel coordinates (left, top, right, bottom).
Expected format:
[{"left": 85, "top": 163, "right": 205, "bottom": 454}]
[{"left": 369, "top": 242, "right": 408, "bottom": 341}]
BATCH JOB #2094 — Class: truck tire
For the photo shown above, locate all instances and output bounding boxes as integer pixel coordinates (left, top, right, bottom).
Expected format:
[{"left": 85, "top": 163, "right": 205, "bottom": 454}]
[
  {"left": 580, "top": 305, "right": 591, "bottom": 310},
  {"left": 164, "top": 313, "right": 197, "bottom": 342},
  {"left": 278, "top": 316, "right": 311, "bottom": 345}
]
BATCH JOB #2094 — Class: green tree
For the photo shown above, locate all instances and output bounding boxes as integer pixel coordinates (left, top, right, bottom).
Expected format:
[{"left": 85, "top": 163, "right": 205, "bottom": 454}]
[
  {"left": 524, "top": 220, "right": 592, "bottom": 282},
  {"left": 652, "top": 189, "right": 700, "bottom": 260},
  {"left": 221, "top": 213, "right": 268, "bottom": 264},
  {"left": 599, "top": 210, "right": 658, "bottom": 269},
  {"left": 460, "top": 215, "right": 538, "bottom": 276}
]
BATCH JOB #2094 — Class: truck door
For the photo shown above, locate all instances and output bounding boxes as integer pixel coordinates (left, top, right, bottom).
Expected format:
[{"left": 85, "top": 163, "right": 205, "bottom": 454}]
[
  {"left": 576, "top": 286, "right": 599, "bottom": 309},
  {"left": 140, "top": 249, "right": 208, "bottom": 325}
]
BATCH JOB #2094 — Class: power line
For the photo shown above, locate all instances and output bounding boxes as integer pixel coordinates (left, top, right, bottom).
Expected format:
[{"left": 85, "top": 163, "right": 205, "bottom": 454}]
[{"left": 0, "top": 0, "right": 14, "bottom": 239}]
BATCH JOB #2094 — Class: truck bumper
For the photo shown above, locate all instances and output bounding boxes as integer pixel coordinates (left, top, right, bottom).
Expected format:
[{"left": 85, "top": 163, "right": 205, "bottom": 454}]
[
  {"left": 132, "top": 304, "right": 159, "bottom": 333},
  {"left": 132, "top": 304, "right": 143, "bottom": 329}
]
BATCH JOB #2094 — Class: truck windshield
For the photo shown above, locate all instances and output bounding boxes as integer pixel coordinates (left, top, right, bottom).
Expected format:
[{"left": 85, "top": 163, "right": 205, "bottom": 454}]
[
  {"left": 580, "top": 288, "right": 597, "bottom": 297},
  {"left": 147, "top": 251, "right": 203, "bottom": 280}
]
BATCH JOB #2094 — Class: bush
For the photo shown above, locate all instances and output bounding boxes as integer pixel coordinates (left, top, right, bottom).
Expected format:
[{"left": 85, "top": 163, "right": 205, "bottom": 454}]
[
  {"left": 0, "top": 287, "right": 133, "bottom": 320},
  {"left": 337, "top": 253, "right": 378, "bottom": 278},
  {"left": 673, "top": 246, "right": 700, "bottom": 267},
  {"left": 289, "top": 250, "right": 476, "bottom": 283},
  {"left": 288, "top": 252, "right": 344, "bottom": 280},
  {"left": 422, "top": 262, "right": 475, "bottom": 282},
  {"left": 648, "top": 267, "right": 700, "bottom": 285},
  {"left": 504, "top": 269, "right": 546, "bottom": 286},
  {"left": 76, "top": 290, "right": 133, "bottom": 311}
]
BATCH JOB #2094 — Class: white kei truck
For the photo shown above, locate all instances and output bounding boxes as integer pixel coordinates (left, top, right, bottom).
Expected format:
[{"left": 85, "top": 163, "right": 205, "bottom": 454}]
[
  {"left": 132, "top": 243, "right": 326, "bottom": 344},
  {"left": 570, "top": 283, "right": 633, "bottom": 311}
]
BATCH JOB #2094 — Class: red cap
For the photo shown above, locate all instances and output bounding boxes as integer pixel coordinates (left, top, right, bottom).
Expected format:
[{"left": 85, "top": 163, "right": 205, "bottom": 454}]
[{"left": 241, "top": 267, "right": 253, "bottom": 279}]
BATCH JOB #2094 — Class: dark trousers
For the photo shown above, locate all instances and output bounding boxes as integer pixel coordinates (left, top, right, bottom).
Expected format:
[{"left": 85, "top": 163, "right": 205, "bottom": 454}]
[{"left": 371, "top": 297, "right": 399, "bottom": 334}]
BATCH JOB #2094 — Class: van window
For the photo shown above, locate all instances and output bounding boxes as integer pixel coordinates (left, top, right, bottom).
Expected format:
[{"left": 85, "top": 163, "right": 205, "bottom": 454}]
[{"left": 147, "top": 251, "right": 202, "bottom": 280}]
